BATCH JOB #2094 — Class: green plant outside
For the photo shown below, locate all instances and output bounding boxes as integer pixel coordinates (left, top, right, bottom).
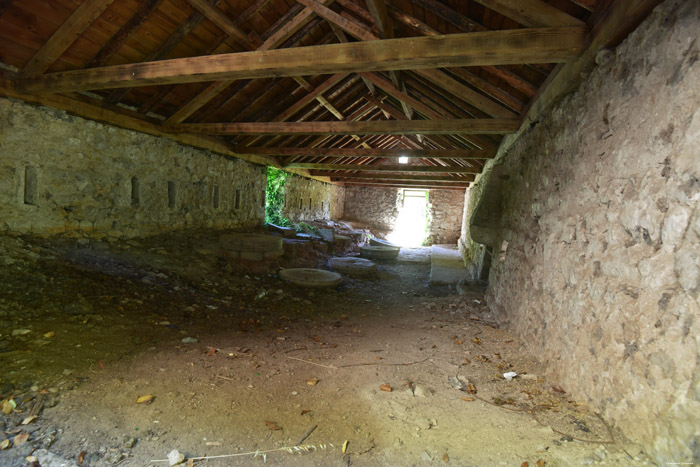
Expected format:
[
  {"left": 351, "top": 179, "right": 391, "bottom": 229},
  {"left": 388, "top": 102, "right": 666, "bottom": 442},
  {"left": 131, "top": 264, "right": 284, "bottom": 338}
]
[{"left": 265, "top": 167, "right": 292, "bottom": 227}]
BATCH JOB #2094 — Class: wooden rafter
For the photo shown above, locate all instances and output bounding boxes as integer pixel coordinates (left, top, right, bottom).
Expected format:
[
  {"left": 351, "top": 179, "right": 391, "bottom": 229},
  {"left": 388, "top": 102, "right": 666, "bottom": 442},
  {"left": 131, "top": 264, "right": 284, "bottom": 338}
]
[
  {"left": 319, "top": 172, "right": 475, "bottom": 182},
  {"left": 285, "top": 163, "right": 480, "bottom": 173},
  {"left": 16, "top": 27, "right": 587, "bottom": 93},
  {"left": 172, "top": 119, "right": 520, "bottom": 136},
  {"left": 471, "top": 0, "right": 585, "bottom": 28},
  {"left": 241, "top": 147, "right": 494, "bottom": 159},
  {"left": 185, "top": 0, "right": 257, "bottom": 49}
]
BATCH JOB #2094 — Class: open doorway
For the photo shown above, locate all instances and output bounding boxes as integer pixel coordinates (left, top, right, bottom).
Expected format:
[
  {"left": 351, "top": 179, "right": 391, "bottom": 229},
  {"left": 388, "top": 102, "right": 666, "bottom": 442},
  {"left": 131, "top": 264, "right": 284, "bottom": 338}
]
[{"left": 387, "top": 189, "right": 429, "bottom": 246}]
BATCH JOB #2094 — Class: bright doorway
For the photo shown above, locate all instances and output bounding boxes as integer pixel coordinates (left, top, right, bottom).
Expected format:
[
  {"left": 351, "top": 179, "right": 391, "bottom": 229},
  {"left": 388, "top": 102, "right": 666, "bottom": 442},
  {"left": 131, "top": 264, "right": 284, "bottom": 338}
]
[{"left": 387, "top": 189, "right": 429, "bottom": 247}]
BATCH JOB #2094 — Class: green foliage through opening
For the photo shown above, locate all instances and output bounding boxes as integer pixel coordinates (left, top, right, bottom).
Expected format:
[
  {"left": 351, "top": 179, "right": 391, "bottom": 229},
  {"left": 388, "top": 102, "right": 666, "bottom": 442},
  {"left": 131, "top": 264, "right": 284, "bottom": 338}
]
[{"left": 265, "top": 167, "right": 292, "bottom": 227}]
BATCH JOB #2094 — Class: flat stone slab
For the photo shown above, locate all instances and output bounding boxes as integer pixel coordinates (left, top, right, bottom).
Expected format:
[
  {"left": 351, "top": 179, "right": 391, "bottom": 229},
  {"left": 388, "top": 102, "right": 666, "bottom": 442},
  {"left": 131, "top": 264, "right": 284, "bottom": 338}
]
[
  {"left": 430, "top": 244, "right": 468, "bottom": 285},
  {"left": 329, "top": 257, "right": 377, "bottom": 276},
  {"left": 266, "top": 223, "right": 297, "bottom": 238},
  {"left": 219, "top": 233, "right": 283, "bottom": 253},
  {"left": 360, "top": 245, "right": 400, "bottom": 260},
  {"left": 369, "top": 237, "right": 399, "bottom": 248},
  {"left": 279, "top": 268, "right": 342, "bottom": 288}
]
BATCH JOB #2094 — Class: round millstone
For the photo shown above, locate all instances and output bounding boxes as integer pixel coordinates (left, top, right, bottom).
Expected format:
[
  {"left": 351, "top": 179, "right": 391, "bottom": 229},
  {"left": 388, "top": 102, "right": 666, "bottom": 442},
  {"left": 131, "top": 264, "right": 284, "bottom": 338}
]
[
  {"left": 279, "top": 268, "right": 342, "bottom": 288},
  {"left": 328, "top": 257, "right": 377, "bottom": 276},
  {"left": 360, "top": 245, "right": 400, "bottom": 260},
  {"left": 369, "top": 237, "right": 398, "bottom": 248}
]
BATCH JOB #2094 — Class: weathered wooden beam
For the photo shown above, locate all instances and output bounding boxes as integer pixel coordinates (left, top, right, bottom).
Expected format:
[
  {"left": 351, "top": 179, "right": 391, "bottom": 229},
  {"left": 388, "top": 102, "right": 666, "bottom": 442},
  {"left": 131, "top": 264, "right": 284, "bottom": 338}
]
[
  {"left": 570, "top": 0, "right": 598, "bottom": 12},
  {"left": 365, "top": 0, "right": 393, "bottom": 38},
  {"left": 322, "top": 172, "right": 475, "bottom": 182},
  {"left": 22, "top": 0, "right": 116, "bottom": 75},
  {"left": 295, "top": 0, "right": 376, "bottom": 41},
  {"left": 17, "top": 27, "right": 587, "bottom": 93},
  {"left": 185, "top": 0, "right": 256, "bottom": 49},
  {"left": 336, "top": 181, "right": 468, "bottom": 190},
  {"left": 242, "top": 147, "right": 494, "bottom": 159},
  {"left": 173, "top": 119, "right": 519, "bottom": 136},
  {"left": 165, "top": 81, "right": 233, "bottom": 125},
  {"left": 285, "top": 163, "right": 480, "bottom": 173},
  {"left": 471, "top": 0, "right": 585, "bottom": 28},
  {"left": 87, "top": 0, "right": 165, "bottom": 68},
  {"left": 335, "top": 177, "right": 470, "bottom": 186}
]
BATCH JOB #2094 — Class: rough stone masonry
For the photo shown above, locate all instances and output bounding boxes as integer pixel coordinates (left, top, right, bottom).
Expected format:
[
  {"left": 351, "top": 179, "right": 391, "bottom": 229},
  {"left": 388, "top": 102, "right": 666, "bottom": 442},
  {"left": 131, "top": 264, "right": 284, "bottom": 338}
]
[{"left": 461, "top": 0, "right": 699, "bottom": 462}]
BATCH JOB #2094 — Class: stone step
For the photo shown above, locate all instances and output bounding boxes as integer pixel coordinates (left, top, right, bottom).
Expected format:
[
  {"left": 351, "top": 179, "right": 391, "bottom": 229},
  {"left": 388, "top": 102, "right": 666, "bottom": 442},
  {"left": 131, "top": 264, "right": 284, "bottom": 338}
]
[{"left": 429, "top": 244, "right": 468, "bottom": 285}]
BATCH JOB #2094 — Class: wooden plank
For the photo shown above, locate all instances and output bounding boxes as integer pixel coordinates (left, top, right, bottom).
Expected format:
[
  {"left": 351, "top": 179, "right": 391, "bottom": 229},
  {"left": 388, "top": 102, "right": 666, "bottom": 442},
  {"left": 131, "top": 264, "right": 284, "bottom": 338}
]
[
  {"left": 447, "top": 68, "right": 524, "bottom": 113},
  {"left": 173, "top": 119, "right": 520, "bottom": 135},
  {"left": 331, "top": 176, "right": 471, "bottom": 185},
  {"left": 87, "top": 0, "right": 165, "bottom": 68},
  {"left": 277, "top": 74, "right": 348, "bottom": 122},
  {"left": 320, "top": 172, "right": 475, "bottom": 182},
  {"left": 0, "top": 0, "right": 14, "bottom": 17},
  {"left": 286, "top": 163, "right": 480, "bottom": 173},
  {"left": 361, "top": 72, "right": 443, "bottom": 119},
  {"left": 365, "top": 0, "right": 393, "bottom": 39},
  {"left": 22, "top": 0, "right": 116, "bottom": 75},
  {"left": 242, "top": 147, "right": 494, "bottom": 159},
  {"left": 165, "top": 80, "right": 233, "bottom": 125},
  {"left": 471, "top": 0, "right": 585, "bottom": 28},
  {"left": 415, "top": 68, "right": 517, "bottom": 118},
  {"left": 570, "top": 0, "right": 598, "bottom": 12},
  {"left": 17, "top": 27, "right": 587, "bottom": 93},
  {"left": 295, "top": 0, "right": 376, "bottom": 41},
  {"left": 338, "top": 182, "right": 467, "bottom": 190},
  {"left": 185, "top": 0, "right": 255, "bottom": 49},
  {"left": 411, "top": 0, "right": 485, "bottom": 32}
]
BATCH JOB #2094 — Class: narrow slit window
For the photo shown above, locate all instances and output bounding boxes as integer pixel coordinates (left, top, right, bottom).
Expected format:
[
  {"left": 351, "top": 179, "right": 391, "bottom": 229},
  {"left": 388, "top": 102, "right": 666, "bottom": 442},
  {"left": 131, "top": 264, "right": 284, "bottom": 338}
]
[
  {"left": 308, "top": 198, "right": 312, "bottom": 210},
  {"left": 23, "top": 166, "right": 38, "bottom": 205},
  {"left": 131, "top": 177, "right": 140, "bottom": 207},
  {"left": 168, "top": 181, "right": 176, "bottom": 208},
  {"left": 213, "top": 185, "right": 220, "bottom": 209},
  {"left": 234, "top": 190, "right": 241, "bottom": 210},
  {"left": 299, "top": 198, "right": 303, "bottom": 210}
]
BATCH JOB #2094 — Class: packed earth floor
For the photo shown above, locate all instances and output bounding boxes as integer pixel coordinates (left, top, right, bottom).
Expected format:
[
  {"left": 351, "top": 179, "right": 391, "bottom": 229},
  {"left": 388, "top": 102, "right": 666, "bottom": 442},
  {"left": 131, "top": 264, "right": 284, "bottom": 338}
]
[{"left": 0, "top": 231, "right": 653, "bottom": 466}]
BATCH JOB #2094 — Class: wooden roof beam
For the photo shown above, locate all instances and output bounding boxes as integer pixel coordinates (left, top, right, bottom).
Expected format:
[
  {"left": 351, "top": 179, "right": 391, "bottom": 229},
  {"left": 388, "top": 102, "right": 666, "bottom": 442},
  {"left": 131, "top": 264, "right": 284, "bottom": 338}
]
[
  {"left": 16, "top": 27, "right": 587, "bottom": 93},
  {"left": 185, "top": 0, "right": 257, "bottom": 49},
  {"left": 328, "top": 173, "right": 473, "bottom": 182},
  {"left": 338, "top": 181, "right": 468, "bottom": 190},
  {"left": 22, "top": 0, "right": 116, "bottom": 76},
  {"left": 286, "top": 163, "right": 480, "bottom": 173},
  {"left": 471, "top": 0, "right": 585, "bottom": 28},
  {"left": 241, "top": 147, "right": 494, "bottom": 159},
  {"left": 172, "top": 119, "right": 519, "bottom": 136}
]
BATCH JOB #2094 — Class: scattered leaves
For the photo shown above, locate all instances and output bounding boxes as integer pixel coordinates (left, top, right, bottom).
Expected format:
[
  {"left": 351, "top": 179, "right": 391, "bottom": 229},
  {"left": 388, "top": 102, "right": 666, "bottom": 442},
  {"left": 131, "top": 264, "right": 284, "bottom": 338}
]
[
  {"left": 379, "top": 384, "right": 392, "bottom": 392},
  {"left": 265, "top": 420, "right": 282, "bottom": 431},
  {"left": 467, "top": 383, "right": 477, "bottom": 395},
  {"left": 1, "top": 399, "right": 15, "bottom": 415},
  {"left": 206, "top": 347, "right": 216, "bottom": 356},
  {"left": 44, "top": 331, "right": 55, "bottom": 338},
  {"left": 21, "top": 416, "right": 38, "bottom": 425},
  {"left": 300, "top": 409, "right": 311, "bottom": 416},
  {"left": 443, "top": 453, "right": 449, "bottom": 463},
  {"left": 136, "top": 395, "right": 155, "bottom": 405},
  {"left": 342, "top": 440, "right": 349, "bottom": 454},
  {"left": 537, "top": 460, "right": 546, "bottom": 467},
  {"left": 454, "top": 339, "right": 463, "bottom": 345},
  {"left": 463, "top": 357, "right": 471, "bottom": 364},
  {"left": 521, "top": 462, "right": 529, "bottom": 467},
  {"left": 552, "top": 385, "right": 566, "bottom": 394},
  {"left": 0, "top": 439, "right": 10, "bottom": 450},
  {"left": 460, "top": 397, "right": 475, "bottom": 402},
  {"left": 473, "top": 337, "right": 482, "bottom": 345},
  {"left": 13, "top": 433, "right": 29, "bottom": 448},
  {"left": 78, "top": 450, "right": 87, "bottom": 464},
  {"left": 306, "top": 378, "right": 318, "bottom": 386}
]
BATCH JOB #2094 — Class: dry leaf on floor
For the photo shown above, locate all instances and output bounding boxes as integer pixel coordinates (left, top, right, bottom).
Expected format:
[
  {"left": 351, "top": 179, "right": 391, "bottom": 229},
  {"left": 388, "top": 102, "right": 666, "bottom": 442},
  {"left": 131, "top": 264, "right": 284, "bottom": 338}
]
[
  {"left": 521, "top": 462, "right": 529, "bottom": 467},
  {"left": 537, "top": 460, "right": 546, "bottom": 467},
  {"left": 300, "top": 409, "right": 311, "bottom": 415},
  {"left": 13, "top": 433, "right": 29, "bottom": 447},
  {"left": 21, "top": 415, "right": 37, "bottom": 425},
  {"left": 0, "top": 439, "right": 10, "bottom": 450},
  {"left": 342, "top": 440, "right": 349, "bottom": 453},
  {"left": 78, "top": 450, "right": 87, "bottom": 464},
  {"left": 380, "top": 384, "right": 392, "bottom": 392},
  {"left": 464, "top": 357, "right": 471, "bottom": 364},
  {"left": 206, "top": 347, "right": 216, "bottom": 356},
  {"left": 443, "top": 453, "right": 449, "bottom": 462},
  {"left": 136, "top": 395, "right": 155, "bottom": 405},
  {"left": 552, "top": 385, "right": 566, "bottom": 394},
  {"left": 44, "top": 331, "right": 55, "bottom": 338},
  {"left": 454, "top": 339, "right": 463, "bottom": 345},
  {"left": 205, "top": 441, "right": 222, "bottom": 446},
  {"left": 1, "top": 399, "right": 15, "bottom": 415},
  {"left": 473, "top": 337, "right": 482, "bottom": 344},
  {"left": 265, "top": 420, "right": 282, "bottom": 431},
  {"left": 460, "top": 397, "right": 475, "bottom": 402},
  {"left": 467, "top": 383, "right": 477, "bottom": 394},
  {"left": 306, "top": 378, "right": 318, "bottom": 386}
]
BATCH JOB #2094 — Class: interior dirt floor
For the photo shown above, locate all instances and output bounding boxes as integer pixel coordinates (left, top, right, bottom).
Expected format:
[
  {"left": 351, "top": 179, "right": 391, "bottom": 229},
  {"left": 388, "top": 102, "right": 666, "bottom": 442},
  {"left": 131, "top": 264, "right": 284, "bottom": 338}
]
[{"left": 0, "top": 231, "right": 652, "bottom": 466}]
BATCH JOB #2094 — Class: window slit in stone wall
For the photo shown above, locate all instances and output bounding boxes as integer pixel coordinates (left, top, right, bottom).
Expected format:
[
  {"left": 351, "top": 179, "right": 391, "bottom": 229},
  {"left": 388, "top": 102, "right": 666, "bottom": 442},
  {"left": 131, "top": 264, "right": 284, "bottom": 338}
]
[
  {"left": 213, "top": 185, "right": 220, "bottom": 209},
  {"left": 23, "top": 165, "right": 38, "bottom": 205},
  {"left": 131, "top": 177, "right": 140, "bottom": 207},
  {"left": 309, "top": 198, "right": 312, "bottom": 210},
  {"left": 234, "top": 190, "right": 241, "bottom": 210},
  {"left": 299, "top": 198, "right": 303, "bottom": 210},
  {"left": 168, "top": 181, "right": 176, "bottom": 208}
]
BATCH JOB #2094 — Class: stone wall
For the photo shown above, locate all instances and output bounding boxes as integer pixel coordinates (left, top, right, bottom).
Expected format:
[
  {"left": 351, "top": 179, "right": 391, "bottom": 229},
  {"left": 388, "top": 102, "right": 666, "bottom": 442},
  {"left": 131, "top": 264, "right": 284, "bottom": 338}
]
[
  {"left": 0, "top": 98, "right": 266, "bottom": 238},
  {"left": 427, "top": 190, "right": 464, "bottom": 245},
  {"left": 460, "top": 1, "right": 699, "bottom": 462},
  {"left": 342, "top": 186, "right": 399, "bottom": 231},
  {"left": 281, "top": 174, "right": 344, "bottom": 222}
]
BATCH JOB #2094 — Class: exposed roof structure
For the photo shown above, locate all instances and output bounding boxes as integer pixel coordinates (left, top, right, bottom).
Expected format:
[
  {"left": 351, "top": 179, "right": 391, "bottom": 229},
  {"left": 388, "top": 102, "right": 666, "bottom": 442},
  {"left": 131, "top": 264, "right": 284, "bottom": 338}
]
[{"left": 0, "top": 0, "right": 659, "bottom": 190}]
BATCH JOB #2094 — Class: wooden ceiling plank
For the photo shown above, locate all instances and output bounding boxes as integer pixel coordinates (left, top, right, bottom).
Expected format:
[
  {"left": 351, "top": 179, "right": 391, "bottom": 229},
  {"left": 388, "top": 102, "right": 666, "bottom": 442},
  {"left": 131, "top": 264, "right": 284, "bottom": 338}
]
[
  {"left": 471, "top": 0, "right": 585, "bottom": 28},
  {"left": 0, "top": 0, "right": 13, "bottom": 17},
  {"left": 414, "top": 68, "right": 517, "bottom": 118},
  {"left": 241, "top": 147, "right": 494, "bottom": 159},
  {"left": 295, "top": 0, "right": 376, "bottom": 41},
  {"left": 364, "top": 0, "right": 393, "bottom": 39},
  {"left": 172, "top": 119, "right": 519, "bottom": 135},
  {"left": 362, "top": 72, "right": 442, "bottom": 119},
  {"left": 165, "top": 80, "right": 233, "bottom": 125},
  {"left": 324, "top": 172, "right": 474, "bottom": 182},
  {"left": 287, "top": 163, "right": 480, "bottom": 173},
  {"left": 337, "top": 182, "right": 468, "bottom": 190},
  {"left": 22, "top": 0, "right": 116, "bottom": 76},
  {"left": 185, "top": 0, "right": 256, "bottom": 49},
  {"left": 87, "top": 0, "right": 165, "bottom": 68},
  {"left": 16, "top": 27, "right": 587, "bottom": 93},
  {"left": 447, "top": 68, "right": 524, "bottom": 113},
  {"left": 569, "top": 0, "right": 598, "bottom": 13}
]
